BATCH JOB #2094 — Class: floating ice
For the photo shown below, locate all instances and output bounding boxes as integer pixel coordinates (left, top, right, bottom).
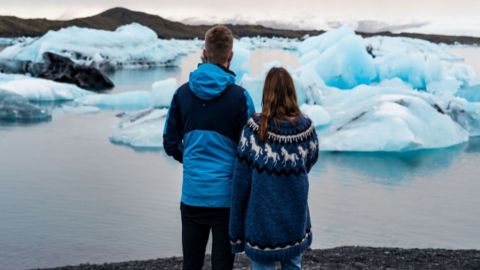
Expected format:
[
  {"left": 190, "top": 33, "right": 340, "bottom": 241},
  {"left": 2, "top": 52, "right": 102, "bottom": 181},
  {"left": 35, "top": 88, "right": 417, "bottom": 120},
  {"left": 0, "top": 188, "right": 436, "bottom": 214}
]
[
  {"left": 75, "top": 78, "right": 178, "bottom": 110},
  {"left": 230, "top": 43, "right": 251, "bottom": 82},
  {"left": 239, "top": 61, "right": 308, "bottom": 110},
  {"left": 0, "top": 89, "right": 51, "bottom": 122},
  {"left": 298, "top": 26, "right": 356, "bottom": 55},
  {"left": 61, "top": 105, "right": 100, "bottom": 115},
  {"left": 296, "top": 27, "right": 479, "bottom": 92},
  {"left": 76, "top": 91, "right": 154, "bottom": 110},
  {"left": 300, "top": 104, "right": 331, "bottom": 126},
  {"left": 151, "top": 78, "right": 179, "bottom": 108},
  {"left": 444, "top": 99, "right": 480, "bottom": 136},
  {"left": 0, "top": 73, "right": 91, "bottom": 101},
  {"left": 317, "top": 85, "right": 469, "bottom": 152},
  {"left": 299, "top": 31, "right": 378, "bottom": 89},
  {"left": 238, "top": 37, "right": 300, "bottom": 51},
  {"left": 109, "top": 109, "right": 167, "bottom": 149},
  {"left": 0, "top": 37, "right": 33, "bottom": 47},
  {"left": 0, "top": 24, "right": 201, "bottom": 70},
  {"left": 457, "top": 84, "right": 480, "bottom": 102}
]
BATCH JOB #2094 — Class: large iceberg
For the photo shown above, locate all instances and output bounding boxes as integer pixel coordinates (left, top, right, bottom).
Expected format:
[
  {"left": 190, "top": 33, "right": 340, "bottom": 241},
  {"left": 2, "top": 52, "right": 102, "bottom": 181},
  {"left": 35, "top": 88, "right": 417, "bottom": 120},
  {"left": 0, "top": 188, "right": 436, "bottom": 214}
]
[
  {"left": 296, "top": 27, "right": 478, "bottom": 92},
  {"left": 317, "top": 83, "right": 469, "bottom": 152},
  {"left": 0, "top": 24, "right": 201, "bottom": 70},
  {"left": 0, "top": 73, "right": 91, "bottom": 101},
  {"left": 0, "top": 89, "right": 51, "bottom": 122}
]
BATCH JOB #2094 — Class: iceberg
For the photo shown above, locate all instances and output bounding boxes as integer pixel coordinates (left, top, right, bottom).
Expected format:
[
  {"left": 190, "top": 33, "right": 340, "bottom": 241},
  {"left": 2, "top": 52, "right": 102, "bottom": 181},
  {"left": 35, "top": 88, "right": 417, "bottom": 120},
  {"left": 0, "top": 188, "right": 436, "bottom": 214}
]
[
  {"left": 0, "top": 73, "right": 91, "bottom": 101},
  {"left": 317, "top": 85, "right": 469, "bottom": 152},
  {"left": 0, "top": 89, "right": 51, "bottom": 122},
  {"left": 0, "top": 24, "right": 201, "bottom": 70},
  {"left": 296, "top": 27, "right": 478, "bottom": 92},
  {"left": 297, "top": 28, "right": 377, "bottom": 89},
  {"left": 109, "top": 109, "right": 167, "bottom": 149}
]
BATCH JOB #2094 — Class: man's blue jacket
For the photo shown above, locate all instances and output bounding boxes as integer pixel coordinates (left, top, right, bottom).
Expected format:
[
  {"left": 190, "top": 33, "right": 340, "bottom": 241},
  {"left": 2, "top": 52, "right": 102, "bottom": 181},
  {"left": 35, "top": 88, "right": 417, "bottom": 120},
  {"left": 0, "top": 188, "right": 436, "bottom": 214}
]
[{"left": 163, "top": 63, "right": 255, "bottom": 207}]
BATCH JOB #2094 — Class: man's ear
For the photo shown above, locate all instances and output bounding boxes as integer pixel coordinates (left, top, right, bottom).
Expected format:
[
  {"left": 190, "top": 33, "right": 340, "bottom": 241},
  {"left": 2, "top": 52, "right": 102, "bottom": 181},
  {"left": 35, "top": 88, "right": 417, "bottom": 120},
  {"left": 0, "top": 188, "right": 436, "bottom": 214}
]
[
  {"left": 226, "top": 51, "right": 234, "bottom": 67},
  {"left": 202, "top": 49, "right": 208, "bottom": 62}
]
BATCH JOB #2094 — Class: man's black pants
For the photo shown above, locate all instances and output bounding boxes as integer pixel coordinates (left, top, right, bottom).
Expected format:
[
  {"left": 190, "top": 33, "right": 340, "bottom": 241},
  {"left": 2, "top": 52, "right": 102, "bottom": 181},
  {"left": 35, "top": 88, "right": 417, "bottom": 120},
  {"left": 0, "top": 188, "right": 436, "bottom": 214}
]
[{"left": 181, "top": 202, "right": 235, "bottom": 270}]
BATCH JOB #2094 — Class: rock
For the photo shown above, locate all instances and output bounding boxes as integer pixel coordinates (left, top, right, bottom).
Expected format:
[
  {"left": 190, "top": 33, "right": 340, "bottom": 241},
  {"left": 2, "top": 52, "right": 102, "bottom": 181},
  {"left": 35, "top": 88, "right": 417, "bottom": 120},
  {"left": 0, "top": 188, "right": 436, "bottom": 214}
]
[
  {"left": 0, "top": 89, "right": 51, "bottom": 123},
  {"left": 35, "top": 52, "right": 114, "bottom": 91},
  {"left": 0, "top": 52, "right": 114, "bottom": 92}
]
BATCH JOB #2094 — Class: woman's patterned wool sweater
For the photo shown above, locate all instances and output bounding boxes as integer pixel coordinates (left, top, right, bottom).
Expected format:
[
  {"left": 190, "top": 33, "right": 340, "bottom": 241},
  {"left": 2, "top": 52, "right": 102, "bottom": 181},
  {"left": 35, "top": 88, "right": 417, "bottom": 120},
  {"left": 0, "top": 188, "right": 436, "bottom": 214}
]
[{"left": 229, "top": 114, "right": 319, "bottom": 262}]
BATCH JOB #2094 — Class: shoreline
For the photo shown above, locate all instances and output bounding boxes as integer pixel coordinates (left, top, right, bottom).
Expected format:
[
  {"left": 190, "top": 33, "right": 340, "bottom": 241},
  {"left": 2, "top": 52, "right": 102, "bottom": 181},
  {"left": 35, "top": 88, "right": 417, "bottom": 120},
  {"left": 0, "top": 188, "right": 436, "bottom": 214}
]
[{"left": 34, "top": 246, "right": 480, "bottom": 270}]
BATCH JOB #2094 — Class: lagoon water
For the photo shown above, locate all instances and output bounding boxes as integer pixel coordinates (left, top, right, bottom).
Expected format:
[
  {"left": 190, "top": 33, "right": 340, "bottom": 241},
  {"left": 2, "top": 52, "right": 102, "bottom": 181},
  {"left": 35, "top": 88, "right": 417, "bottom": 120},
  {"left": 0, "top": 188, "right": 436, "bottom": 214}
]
[{"left": 1, "top": 48, "right": 480, "bottom": 270}]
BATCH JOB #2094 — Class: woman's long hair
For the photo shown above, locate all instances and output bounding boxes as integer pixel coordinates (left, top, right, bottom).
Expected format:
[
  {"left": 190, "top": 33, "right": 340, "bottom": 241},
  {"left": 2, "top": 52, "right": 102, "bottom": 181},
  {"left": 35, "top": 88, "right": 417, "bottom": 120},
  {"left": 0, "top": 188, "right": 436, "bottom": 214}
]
[{"left": 258, "top": 67, "right": 301, "bottom": 143}]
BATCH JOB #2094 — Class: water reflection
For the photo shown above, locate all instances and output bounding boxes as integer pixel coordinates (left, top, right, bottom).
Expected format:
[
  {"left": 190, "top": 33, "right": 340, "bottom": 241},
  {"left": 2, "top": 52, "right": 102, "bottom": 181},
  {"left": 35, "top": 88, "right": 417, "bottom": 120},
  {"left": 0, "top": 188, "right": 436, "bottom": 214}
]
[
  {"left": 464, "top": 136, "right": 480, "bottom": 153},
  {"left": 314, "top": 144, "right": 466, "bottom": 185}
]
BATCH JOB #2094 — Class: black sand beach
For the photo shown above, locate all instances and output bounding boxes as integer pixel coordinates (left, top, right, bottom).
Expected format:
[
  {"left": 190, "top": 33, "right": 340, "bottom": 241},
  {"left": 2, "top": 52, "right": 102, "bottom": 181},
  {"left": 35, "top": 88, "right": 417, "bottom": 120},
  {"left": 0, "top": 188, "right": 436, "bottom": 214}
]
[{"left": 34, "top": 246, "right": 480, "bottom": 270}]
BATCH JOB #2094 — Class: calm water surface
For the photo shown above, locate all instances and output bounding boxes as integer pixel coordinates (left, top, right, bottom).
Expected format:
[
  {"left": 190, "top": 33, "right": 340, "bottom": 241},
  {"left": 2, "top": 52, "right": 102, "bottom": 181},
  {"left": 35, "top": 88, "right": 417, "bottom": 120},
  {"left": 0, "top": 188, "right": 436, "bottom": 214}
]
[{"left": 1, "top": 48, "right": 480, "bottom": 270}]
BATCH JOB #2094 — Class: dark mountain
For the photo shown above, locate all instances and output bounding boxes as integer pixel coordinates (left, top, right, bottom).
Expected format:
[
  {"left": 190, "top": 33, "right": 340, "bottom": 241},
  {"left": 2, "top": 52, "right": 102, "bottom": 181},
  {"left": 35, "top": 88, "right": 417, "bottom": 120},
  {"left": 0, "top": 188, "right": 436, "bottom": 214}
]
[
  {"left": 0, "top": 7, "right": 479, "bottom": 45},
  {"left": 0, "top": 7, "right": 321, "bottom": 39}
]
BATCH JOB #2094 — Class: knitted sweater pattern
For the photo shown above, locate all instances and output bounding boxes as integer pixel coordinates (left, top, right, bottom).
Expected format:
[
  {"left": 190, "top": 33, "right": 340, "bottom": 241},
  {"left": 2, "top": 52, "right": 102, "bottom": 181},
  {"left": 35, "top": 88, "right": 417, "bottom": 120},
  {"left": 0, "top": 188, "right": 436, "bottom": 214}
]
[{"left": 229, "top": 115, "right": 319, "bottom": 262}]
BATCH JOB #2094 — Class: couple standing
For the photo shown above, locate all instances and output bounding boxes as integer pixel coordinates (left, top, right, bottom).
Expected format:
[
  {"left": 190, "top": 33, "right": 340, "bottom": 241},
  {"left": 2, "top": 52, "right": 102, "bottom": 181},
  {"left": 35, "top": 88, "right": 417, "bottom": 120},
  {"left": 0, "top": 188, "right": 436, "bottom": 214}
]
[{"left": 164, "top": 25, "right": 319, "bottom": 270}]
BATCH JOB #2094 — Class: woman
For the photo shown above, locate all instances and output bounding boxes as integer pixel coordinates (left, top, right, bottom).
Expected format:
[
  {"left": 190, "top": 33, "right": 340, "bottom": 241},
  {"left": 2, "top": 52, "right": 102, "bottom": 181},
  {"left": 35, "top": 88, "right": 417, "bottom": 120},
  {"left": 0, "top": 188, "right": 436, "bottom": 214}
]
[{"left": 229, "top": 67, "right": 319, "bottom": 270}]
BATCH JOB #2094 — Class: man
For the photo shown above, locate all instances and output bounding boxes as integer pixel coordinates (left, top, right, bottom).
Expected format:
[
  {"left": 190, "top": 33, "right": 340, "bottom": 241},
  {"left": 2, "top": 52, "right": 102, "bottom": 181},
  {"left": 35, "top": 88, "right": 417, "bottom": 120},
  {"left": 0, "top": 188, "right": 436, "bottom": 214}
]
[{"left": 163, "top": 25, "right": 255, "bottom": 270}]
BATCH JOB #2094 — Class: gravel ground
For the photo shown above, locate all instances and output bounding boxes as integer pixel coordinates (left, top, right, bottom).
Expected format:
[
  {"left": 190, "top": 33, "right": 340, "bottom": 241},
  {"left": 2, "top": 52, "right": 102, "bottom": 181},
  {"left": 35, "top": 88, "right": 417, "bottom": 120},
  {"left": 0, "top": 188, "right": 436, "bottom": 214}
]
[{"left": 34, "top": 246, "right": 480, "bottom": 270}]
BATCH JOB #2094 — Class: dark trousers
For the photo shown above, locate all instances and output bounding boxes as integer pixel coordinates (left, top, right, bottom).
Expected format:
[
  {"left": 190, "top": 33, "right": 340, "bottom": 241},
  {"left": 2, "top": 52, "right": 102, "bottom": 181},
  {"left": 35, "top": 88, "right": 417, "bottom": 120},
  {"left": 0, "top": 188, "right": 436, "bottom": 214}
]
[{"left": 181, "top": 202, "right": 235, "bottom": 270}]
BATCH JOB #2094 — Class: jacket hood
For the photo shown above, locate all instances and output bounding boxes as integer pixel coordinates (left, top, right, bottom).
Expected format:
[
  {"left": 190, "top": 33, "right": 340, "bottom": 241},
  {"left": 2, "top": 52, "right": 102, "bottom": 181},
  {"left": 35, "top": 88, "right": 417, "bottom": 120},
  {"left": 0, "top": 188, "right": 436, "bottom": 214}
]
[{"left": 189, "top": 63, "right": 236, "bottom": 100}]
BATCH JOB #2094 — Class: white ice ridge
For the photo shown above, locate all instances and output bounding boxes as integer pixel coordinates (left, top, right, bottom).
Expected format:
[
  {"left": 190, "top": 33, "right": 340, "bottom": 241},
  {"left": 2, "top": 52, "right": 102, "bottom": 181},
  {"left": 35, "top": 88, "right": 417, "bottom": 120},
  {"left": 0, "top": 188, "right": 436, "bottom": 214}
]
[
  {"left": 74, "top": 78, "right": 178, "bottom": 110},
  {"left": 0, "top": 73, "right": 91, "bottom": 101},
  {"left": 109, "top": 109, "right": 168, "bottom": 149},
  {"left": 0, "top": 23, "right": 202, "bottom": 70}
]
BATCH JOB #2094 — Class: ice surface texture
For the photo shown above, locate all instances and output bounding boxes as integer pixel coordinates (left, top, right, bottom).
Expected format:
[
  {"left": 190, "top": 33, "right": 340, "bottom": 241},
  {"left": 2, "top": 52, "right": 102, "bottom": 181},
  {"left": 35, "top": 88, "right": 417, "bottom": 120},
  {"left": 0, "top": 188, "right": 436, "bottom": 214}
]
[
  {"left": 0, "top": 73, "right": 91, "bottom": 101},
  {"left": 109, "top": 109, "right": 167, "bottom": 149},
  {"left": 0, "top": 89, "right": 51, "bottom": 122}
]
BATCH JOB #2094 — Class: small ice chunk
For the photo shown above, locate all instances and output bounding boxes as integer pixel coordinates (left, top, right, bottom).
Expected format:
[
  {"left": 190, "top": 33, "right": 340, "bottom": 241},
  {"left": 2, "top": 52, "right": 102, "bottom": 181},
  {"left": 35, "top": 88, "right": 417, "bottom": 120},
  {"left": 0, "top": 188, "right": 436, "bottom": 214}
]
[
  {"left": 75, "top": 91, "right": 153, "bottom": 110},
  {"left": 61, "top": 105, "right": 100, "bottom": 114},
  {"left": 109, "top": 109, "right": 167, "bottom": 149},
  {"left": 300, "top": 104, "right": 331, "bottom": 126},
  {"left": 0, "top": 89, "right": 51, "bottom": 122},
  {"left": 427, "top": 79, "right": 461, "bottom": 96},
  {"left": 151, "top": 78, "right": 178, "bottom": 108}
]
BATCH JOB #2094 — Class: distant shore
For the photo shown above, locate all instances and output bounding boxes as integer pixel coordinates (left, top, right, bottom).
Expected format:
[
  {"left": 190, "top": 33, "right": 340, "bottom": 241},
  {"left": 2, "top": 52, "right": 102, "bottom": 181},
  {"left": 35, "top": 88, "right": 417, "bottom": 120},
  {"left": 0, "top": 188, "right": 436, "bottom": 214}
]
[
  {"left": 1, "top": 7, "right": 480, "bottom": 45},
  {"left": 34, "top": 246, "right": 480, "bottom": 270}
]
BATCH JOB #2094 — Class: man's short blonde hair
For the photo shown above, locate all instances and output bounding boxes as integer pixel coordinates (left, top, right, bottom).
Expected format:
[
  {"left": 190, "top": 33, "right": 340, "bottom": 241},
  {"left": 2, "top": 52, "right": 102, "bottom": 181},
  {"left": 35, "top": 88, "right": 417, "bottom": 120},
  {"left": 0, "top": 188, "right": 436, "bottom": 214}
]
[{"left": 205, "top": 25, "right": 234, "bottom": 65}]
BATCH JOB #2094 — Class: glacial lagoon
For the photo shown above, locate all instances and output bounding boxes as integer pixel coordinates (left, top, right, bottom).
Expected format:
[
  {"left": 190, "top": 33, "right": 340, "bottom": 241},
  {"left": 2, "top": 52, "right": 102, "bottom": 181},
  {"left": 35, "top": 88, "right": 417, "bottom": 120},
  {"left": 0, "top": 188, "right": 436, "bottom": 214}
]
[{"left": 1, "top": 48, "right": 480, "bottom": 269}]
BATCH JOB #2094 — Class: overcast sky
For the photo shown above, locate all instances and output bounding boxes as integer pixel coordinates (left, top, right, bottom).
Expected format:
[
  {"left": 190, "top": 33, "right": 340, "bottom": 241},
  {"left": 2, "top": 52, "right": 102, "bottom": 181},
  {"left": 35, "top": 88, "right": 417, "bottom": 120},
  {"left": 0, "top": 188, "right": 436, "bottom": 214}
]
[{"left": 0, "top": 0, "right": 478, "bottom": 29}]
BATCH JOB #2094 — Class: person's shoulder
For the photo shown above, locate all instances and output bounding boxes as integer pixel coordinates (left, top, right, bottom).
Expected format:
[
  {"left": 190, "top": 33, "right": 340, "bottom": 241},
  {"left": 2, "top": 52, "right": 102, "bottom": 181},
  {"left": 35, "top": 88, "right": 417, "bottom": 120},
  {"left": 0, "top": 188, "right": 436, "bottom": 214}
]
[
  {"left": 176, "top": 82, "right": 190, "bottom": 94},
  {"left": 298, "top": 114, "right": 313, "bottom": 127},
  {"left": 225, "top": 83, "right": 247, "bottom": 95},
  {"left": 172, "top": 82, "right": 192, "bottom": 99}
]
